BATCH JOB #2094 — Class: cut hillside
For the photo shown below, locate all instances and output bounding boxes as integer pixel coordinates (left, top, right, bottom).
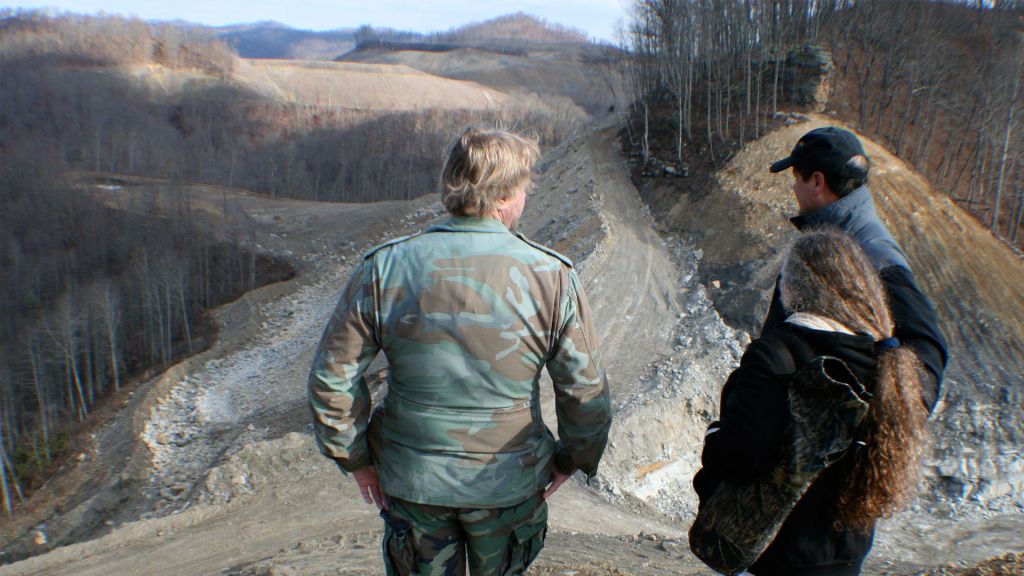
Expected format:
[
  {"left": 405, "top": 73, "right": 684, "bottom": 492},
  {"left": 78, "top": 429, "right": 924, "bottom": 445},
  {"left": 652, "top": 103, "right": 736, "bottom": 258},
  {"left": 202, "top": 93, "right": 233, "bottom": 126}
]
[
  {"left": 648, "top": 113, "right": 1024, "bottom": 514},
  {"left": 232, "top": 59, "right": 506, "bottom": 111},
  {"left": 109, "top": 59, "right": 508, "bottom": 112},
  {"left": 340, "top": 44, "right": 625, "bottom": 115}
]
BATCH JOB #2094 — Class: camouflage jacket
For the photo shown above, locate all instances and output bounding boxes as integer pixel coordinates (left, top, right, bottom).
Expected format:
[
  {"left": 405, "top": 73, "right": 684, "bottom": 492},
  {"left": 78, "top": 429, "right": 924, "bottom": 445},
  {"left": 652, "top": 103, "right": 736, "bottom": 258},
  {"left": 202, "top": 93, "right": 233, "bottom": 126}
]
[{"left": 309, "top": 216, "right": 611, "bottom": 507}]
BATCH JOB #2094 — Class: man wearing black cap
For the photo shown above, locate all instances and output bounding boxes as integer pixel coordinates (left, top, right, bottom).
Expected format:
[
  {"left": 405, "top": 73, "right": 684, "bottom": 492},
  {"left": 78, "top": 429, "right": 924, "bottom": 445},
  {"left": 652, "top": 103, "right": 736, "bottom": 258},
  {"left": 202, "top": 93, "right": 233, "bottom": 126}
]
[{"left": 764, "top": 126, "right": 948, "bottom": 401}]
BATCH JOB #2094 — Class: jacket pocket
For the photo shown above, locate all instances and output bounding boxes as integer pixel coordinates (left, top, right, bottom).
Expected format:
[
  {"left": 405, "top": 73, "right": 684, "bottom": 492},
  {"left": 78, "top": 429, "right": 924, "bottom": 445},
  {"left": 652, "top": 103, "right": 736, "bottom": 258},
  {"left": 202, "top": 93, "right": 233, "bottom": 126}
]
[{"left": 501, "top": 520, "right": 547, "bottom": 575}]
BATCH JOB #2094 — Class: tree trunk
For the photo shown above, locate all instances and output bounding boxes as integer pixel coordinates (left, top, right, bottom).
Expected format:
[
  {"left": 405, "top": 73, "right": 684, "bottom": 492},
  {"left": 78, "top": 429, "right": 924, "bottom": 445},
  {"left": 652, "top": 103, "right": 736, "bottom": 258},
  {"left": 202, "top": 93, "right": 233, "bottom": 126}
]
[
  {"left": 28, "top": 338, "right": 51, "bottom": 462},
  {"left": 0, "top": 439, "right": 23, "bottom": 516},
  {"left": 1013, "top": 181, "right": 1024, "bottom": 243},
  {"left": 992, "top": 73, "right": 1020, "bottom": 233}
]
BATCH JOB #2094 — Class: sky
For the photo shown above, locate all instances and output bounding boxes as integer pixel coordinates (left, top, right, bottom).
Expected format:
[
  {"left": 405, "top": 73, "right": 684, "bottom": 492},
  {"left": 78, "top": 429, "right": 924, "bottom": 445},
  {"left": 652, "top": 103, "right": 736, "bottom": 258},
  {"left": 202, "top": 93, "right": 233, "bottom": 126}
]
[{"left": 6, "top": 1, "right": 631, "bottom": 42}]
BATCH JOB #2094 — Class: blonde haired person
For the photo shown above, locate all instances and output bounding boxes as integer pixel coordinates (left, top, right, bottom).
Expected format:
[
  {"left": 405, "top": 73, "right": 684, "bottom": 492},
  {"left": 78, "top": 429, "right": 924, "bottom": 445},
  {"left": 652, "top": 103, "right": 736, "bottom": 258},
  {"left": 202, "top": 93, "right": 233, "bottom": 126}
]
[
  {"left": 310, "top": 127, "right": 610, "bottom": 575},
  {"left": 441, "top": 128, "right": 540, "bottom": 223},
  {"left": 694, "top": 229, "right": 929, "bottom": 576}
]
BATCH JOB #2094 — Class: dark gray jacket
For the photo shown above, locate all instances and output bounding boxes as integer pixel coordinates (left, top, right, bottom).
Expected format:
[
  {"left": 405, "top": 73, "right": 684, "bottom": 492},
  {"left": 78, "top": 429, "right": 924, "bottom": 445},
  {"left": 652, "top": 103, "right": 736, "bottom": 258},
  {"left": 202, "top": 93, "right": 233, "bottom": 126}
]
[{"left": 762, "top": 185, "right": 949, "bottom": 408}]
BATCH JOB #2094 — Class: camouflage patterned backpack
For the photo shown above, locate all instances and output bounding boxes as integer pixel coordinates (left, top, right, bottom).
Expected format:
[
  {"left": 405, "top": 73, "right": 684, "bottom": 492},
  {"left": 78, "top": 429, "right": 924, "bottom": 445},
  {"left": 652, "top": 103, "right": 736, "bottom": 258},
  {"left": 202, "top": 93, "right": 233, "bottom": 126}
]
[{"left": 689, "top": 356, "right": 872, "bottom": 576}]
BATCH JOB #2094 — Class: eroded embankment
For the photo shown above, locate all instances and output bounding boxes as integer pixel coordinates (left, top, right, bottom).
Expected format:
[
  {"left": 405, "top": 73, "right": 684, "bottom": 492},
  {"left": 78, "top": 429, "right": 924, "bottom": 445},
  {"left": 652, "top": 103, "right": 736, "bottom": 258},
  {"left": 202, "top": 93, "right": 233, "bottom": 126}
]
[{"left": 523, "top": 124, "right": 747, "bottom": 521}]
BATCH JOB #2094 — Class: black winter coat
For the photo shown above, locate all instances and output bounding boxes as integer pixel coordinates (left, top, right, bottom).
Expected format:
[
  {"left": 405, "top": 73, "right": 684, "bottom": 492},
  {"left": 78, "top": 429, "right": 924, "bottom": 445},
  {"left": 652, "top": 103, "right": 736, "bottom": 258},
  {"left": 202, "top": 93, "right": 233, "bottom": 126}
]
[{"left": 695, "top": 322, "right": 882, "bottom": 576}]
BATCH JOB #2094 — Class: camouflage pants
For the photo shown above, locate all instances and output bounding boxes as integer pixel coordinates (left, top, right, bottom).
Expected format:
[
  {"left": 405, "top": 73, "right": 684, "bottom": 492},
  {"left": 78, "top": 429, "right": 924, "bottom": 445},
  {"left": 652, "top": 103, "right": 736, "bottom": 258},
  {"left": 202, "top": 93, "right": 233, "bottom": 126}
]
[{"left": 381, "top": 493, "right": 547, "bottom": 576}]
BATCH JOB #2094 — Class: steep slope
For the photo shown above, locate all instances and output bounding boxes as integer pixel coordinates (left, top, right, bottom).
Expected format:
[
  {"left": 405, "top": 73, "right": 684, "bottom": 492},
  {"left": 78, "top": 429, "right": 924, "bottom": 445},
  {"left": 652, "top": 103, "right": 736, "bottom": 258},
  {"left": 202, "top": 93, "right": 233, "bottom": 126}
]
[{"left": 520, "top": 124, "right": 747, "bottom": 521}]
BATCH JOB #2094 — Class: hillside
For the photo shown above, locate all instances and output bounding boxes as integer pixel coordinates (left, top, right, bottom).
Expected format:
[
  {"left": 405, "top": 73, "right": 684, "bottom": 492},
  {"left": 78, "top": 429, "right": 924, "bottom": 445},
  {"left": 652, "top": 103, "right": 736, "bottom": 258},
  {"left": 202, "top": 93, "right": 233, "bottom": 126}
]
[
  {"left": 101, "top": 58, "right": 507, "bottom": 113},
  {"left": 2, "top": 118, "right": 1022, "bottom": 575},
  {"left": 216, "top": 23, "right": 356, "bottom": 60},
  {"left": 0, "top": 12, "right": 583, "bottom": 202},
  {"left": 232, "top": 58, "right": 506, "bottom": 111},
  {"left": 340, "top": 44, "right": 626, "bottom": 115}
]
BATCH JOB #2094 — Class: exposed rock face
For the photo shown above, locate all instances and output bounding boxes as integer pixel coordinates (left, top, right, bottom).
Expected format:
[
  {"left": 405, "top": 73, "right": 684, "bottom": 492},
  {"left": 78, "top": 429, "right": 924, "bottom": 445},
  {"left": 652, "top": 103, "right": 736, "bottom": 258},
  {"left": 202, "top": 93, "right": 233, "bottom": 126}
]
[
  {"left": 520, "top": 122, "right": 748, "bottom": 522},
  {"left": 782, "top": 45, "right": 834, "bottom": 112}
]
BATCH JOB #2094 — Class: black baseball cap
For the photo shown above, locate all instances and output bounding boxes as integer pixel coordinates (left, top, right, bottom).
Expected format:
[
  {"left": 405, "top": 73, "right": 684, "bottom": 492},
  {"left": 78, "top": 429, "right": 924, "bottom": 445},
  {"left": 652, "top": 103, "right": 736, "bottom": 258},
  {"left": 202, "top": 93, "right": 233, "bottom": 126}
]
[{"left": 769, "top": 127, "right": 869, "bottom": 177}]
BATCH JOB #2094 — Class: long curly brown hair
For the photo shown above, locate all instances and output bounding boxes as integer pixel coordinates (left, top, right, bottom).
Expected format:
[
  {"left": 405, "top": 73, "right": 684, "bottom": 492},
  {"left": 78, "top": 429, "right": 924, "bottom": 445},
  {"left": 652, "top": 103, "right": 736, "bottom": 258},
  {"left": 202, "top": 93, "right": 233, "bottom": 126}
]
[{"left": 781, "top": 228, "right": 929, "bottom": 531}]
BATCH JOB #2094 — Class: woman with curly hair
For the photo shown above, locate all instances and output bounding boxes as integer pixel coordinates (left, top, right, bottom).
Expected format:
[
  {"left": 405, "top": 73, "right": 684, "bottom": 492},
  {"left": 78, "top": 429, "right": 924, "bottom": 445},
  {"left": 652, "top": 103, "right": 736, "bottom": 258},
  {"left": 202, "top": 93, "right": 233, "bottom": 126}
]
[{"left": 694, "top": 228, "right": 930, "bottom": 576}]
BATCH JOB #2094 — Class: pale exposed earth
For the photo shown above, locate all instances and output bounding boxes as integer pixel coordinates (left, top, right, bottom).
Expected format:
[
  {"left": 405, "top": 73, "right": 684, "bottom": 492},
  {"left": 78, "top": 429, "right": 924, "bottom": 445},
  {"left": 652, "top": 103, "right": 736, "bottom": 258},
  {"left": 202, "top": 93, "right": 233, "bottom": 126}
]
[{"left": 2, "top": 118, "right": 1022, "bottom": 576}]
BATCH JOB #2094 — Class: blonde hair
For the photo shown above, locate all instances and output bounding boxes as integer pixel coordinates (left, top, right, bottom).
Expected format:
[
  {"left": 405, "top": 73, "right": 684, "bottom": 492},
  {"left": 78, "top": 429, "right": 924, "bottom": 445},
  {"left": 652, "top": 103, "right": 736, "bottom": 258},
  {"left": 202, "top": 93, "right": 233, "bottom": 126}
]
[
  {"left": 781, "top": 228, "right": 928, "bottom": 531},
  {"left": 441, "top": 128, "right": 540, "bottom": 217}
]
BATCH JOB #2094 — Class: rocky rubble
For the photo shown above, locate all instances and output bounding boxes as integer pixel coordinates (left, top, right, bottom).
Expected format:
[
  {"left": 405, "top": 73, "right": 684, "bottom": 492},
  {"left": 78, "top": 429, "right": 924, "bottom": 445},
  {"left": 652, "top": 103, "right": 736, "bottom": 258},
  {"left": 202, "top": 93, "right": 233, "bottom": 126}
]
[
  {"left": 139, "top": 201, "right": 447, "bottom": 520},
  {"left": 595, "top": 234, "right": 748, "bottom": 521},
  {"left": 140, "top": 263, "right": 349, "bottom": 516}
]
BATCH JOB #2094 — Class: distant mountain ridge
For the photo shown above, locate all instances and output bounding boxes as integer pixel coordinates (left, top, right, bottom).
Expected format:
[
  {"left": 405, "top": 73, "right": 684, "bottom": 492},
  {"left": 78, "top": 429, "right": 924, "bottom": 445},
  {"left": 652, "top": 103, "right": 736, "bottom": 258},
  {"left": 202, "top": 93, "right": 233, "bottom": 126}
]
[
  {"left": 215, "top": 25, "right": 357, "bottom": 60},
  {"left": 215, "top": 12, "right": 592, "bottom": 60}
]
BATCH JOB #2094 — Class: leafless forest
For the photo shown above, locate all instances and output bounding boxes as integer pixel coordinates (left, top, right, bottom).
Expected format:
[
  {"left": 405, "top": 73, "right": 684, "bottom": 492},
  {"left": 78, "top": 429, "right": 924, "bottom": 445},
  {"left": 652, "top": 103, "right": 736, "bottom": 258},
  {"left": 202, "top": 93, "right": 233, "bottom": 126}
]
[{"left": 625, "top": 0, "right": 1024, "bottom": 246}]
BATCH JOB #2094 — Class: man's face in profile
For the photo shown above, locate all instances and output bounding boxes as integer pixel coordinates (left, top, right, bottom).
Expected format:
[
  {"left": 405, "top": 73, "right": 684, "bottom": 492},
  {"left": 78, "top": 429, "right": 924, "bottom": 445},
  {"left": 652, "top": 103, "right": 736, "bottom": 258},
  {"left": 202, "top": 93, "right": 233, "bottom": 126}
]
[{"left": 792, "top": 168, "right": 821, "bottom": 215}]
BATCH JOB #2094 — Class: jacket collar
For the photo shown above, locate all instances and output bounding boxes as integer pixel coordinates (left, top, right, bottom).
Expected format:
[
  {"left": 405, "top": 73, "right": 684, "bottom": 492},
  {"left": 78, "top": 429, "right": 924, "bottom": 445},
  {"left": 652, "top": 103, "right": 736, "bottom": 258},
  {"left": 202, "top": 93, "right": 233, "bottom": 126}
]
[
  {"left": 426, "top": 216, "right": 512, "bottom": 234},
  {"left": 790, "top": 185, "right": 874, "bottom": 230}
]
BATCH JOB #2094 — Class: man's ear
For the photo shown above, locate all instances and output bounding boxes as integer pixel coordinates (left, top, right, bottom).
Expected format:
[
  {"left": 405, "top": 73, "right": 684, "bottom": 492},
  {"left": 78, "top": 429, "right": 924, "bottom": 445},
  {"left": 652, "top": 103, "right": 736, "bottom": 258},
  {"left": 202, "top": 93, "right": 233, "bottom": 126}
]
[{"left": 813, "top": 171, "right": 826, "bottom": 194}]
